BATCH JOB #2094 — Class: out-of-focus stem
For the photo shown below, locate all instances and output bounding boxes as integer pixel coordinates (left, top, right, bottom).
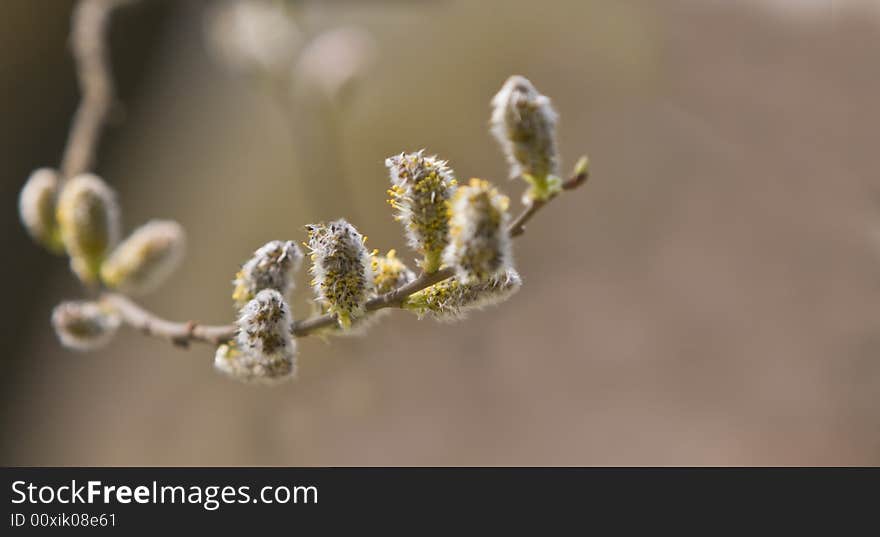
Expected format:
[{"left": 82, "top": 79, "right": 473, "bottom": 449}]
[{"left": 60, "top": 0, "right": 132, "bottom": 181}]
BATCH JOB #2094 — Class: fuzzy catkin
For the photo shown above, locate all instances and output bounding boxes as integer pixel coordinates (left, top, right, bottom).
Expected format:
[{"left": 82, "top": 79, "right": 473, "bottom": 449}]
[
  {"left": 101, "top": 220, "right": 186, "bottom": 296},
  {"left": 306, "top": 219, "right": 373, "bottom": 329},
  {"left": 232, "top": 240, "right": 303, "bottom": 308},
  {"left": 236, "top": 289, "right": 295, "bottom": 358},
  {"left": 51, "top": 300, "right": 121, "bottom": 351},
  {"left": 385, "top": 151, "right": 457, "bottom": 272},
  {"left": 443, "top": 178, "right": 513, "bottom": 284},
  {"left": 490, "top": 75, "right": 561, "bottom": 200}
]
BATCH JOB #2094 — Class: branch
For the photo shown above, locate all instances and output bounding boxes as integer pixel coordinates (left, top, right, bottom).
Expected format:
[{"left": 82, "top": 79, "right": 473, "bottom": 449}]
[
  {"left": 509, "top": 161, "right": 590, "bottom": 238},
  {"left": 52, "top": 0, "right": 594, "bottom": 352},
  {"left": 105, "top": 163, "right": 590, "bottom": 348},
  {"left": 60, "top": 0, "right": 131, "bottom": 181},
  {"left": 290, "top": 267, "right": 455, "bottom": 335},
  {"left": 508, "top": 199, "right": 546, "bottom": 238},
  {"left": 101, "top": 293, "right": 236, "bottom": 347}
]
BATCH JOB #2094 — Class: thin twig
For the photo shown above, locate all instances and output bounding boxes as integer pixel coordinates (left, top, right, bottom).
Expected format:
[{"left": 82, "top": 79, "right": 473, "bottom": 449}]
[
  {"left": 508, "top": 163, "right": 590, "bottom": 237},
  {"left": 105, "top": 170, "right": 586, "bottom": 348},
  {"left": 60, "top": 0, "right": 130, "bottom": 181},
  {"left": 101, "top": 293, "right": 236, "bottom": 347},
  {"left": 508, "top": 199, "right": 546, "bottom": 238}
]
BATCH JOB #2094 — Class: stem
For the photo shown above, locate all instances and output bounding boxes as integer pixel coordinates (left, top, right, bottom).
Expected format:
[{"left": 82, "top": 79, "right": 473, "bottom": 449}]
[
  {"left": 103, "top": 172, "right": 586, "bottom": 348},
  {"left": 508, "top": 199, "right": 546, "bottom": 238},
  {"left": 60, "top": 0, "right": 130, "bottom": 181},
  {"left": 101, "top": 293, "right": 236, "bottom": 347}
]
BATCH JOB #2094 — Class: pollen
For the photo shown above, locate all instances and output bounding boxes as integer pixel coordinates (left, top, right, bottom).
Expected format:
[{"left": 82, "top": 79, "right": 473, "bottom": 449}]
[
  {"left": 384, "top": 150, "right": 458, "bottom": 272},
  {"left": 306, "top": 219, "right": 374, "bottom": 329}
]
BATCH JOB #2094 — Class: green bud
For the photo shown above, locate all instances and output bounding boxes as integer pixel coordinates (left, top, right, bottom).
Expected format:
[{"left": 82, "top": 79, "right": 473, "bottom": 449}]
[
  {"left": 101, "top": 220, "right": 186, "bottom": 296},
  {"left": 306, "top": 219, "right": 373, "bottom": 329},
  {"left": 215, "top": 289, "right": 297, "bottom": 384},
  {"left": 51, "top": 300, "right": 120, "bottom": 351},
  {"left": 56, "top": 173, "right": 121, "bottom": 284},
  {"left": 19, "top": 168, "right": 64, "bottom": 254},
  {"left": 385, "top": 151, "right": 458, "bottom": 273},
  {"left": 232, "top": 240, "right": 302, "bottom": 309}
]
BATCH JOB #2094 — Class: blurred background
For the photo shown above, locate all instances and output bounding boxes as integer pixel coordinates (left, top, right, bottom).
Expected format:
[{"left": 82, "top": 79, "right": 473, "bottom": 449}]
[{"left": 2, "top": 0, "right": 878, "bottom": 465}]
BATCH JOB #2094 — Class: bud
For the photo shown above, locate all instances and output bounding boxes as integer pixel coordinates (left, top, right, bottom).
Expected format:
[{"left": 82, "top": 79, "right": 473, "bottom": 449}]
[
  {"left": 19, "top": 168, "right": 64, "bottom": 254},
  {"left": 573, "top": 155, "right": 590, "bottom": 178},
  {"left": 100, "top": 220, "right": 186, "bottom": 296},
  {"left": 296, "top": 26, "right": 376, "bottom": 105},
  {"left": 204, "top": 0, "right": 301, "bottom": 75},
  {"left": 306, "top": 219, "right": 373, "bottom": 329},
  {"left": 403, "top": 269, "right": 522, "bottom": 321},
  {"left": 236, "top": 289, "right": 295, "bottom": 358},
  {"left": 371, "top": 249, "right": 416, "bottom": 295},
  {"left": 51, "top": 300, "right": 121, "bottom": 351},
  {"left": 443, "top": 178, "right": 512, "bottom": 284},
  {"left": 312, "top": 248, "right": 418, "bottom": 338},
  {"left": 490, "top": 75, "right": 561, "bottom": 201},
  {"left": 232, "top": 240, "right": 303, "bottom": 308},
  {"left": 385, "top": 151, "right": 458, "bottom": 272},
  {"left": 56, "top": 173, "right": 121, "bottom": 284},
  {"left": 214, "top": 339, "right": 296, "bottom": 385},
  {"left": 219, "top": 289, "right": 296, "bottom": 383}
]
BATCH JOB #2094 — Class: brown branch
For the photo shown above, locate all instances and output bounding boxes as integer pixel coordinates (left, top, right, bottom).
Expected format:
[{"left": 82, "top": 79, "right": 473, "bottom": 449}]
[
  {"left": 60, "top": 0, "right": 131, "bottom": 181},
  {"left": 102, "top": 163, "right": 590, "bottom": 347},
  {"left": 101, "top": 293, "right": 236, "bottom": 347},
  {"left": 508, "top": 199, "right": 546, "bottom": 238},
  {"left": 290, "top": 164, "right": 591, "bottom": 336}
]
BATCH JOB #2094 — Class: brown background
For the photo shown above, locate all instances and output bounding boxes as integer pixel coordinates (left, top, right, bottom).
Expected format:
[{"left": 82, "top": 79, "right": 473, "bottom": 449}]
[{"left": 2, "top": 0, "right": 878, "bottom": 465}]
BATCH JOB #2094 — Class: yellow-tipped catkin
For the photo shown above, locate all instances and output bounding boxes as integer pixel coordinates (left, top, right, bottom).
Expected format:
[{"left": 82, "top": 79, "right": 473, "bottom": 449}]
[
  {"left": 385, "top": 150, "right": 457, "bottom": 272},
  {"left": 312, "top": 249, "right": 413, "bottom": 338},
  {"left": 51, "top": 300, "right": 120, "bottom": 351},
  {"left": 371, "top": 249, "right": 416, "bottom": 295},
  {"left": 100, "top": 220, "right": 186, "bottom": 296},
  {"left": 490, "top": 75, "right": 561, "bottom": 201},
  {"left": 403, "top": 269, "right": 522, "bottom": 321},
  {"left": 19, "top": 168, "right": 64, "bottom": 254},
  {"left": 216, "top": 289, "right": 297, "bottom": 384},
  {"left": 306, "top": 219, "right": 373, "bottom": 329},
  {"left": 443, "top": 178, "right": 512, "bottom": 284},
  {"left": 232, "top": 240, "right": 303, "bottom": 308},
  {"left": 56, "top": 173, "right": 121, "bottom": 284}
]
